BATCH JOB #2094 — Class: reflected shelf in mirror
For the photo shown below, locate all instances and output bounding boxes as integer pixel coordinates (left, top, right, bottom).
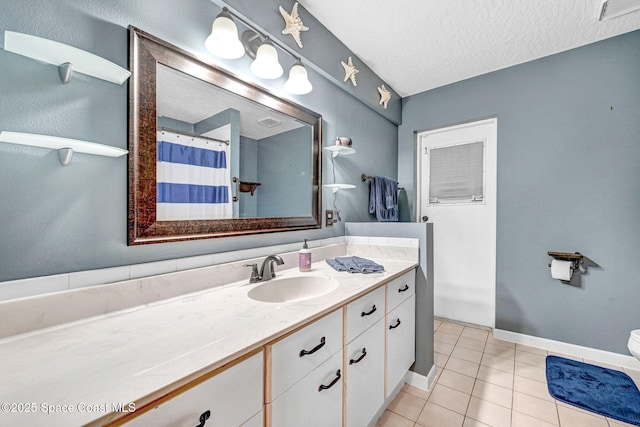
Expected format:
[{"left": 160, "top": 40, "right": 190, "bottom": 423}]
[
  {"left": 323, "top": 145, "right": 355, "bottom": 158},
  {"left": 323, "top": 183, "right": 356, "bottom": 194}
]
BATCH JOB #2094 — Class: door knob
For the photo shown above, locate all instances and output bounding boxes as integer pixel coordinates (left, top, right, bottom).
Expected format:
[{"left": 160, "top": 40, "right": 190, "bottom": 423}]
[{"left": 422, "top": 216, "right": 429, "bottom": 222}]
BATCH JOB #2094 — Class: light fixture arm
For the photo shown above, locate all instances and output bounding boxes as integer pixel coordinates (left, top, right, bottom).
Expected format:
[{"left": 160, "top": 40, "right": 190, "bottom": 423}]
[{"left": 222, "top": 7, "right": 303, "bottom": 65}]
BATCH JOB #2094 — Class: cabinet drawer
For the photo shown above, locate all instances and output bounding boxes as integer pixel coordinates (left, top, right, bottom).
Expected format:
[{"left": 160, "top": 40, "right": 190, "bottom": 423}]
[
  {"left": 387, "top": 269, "right": 416, "bottom": 312},
  {"left": 345, "top": 319, "right": 385, "bottom": 427},
  {"left": 270, "top": 309, "right": 342, "bottom": 400},
  {"left": 387, "top": 294, "right": 416, "bottom": 396},
  {"left": 345, "top": 286, "right": 385, "bottom": 343},
  {"left": 124, "top": 351, "right": 263, "bottom": 427},
  {"left": 270, "top": 350, "right": 343, "bottom": 427}
]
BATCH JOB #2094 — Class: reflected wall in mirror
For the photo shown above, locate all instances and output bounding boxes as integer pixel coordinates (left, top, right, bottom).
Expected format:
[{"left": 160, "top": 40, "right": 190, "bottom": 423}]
[{"left": 128, "top": 27, "right": 322, "bottom": 245}]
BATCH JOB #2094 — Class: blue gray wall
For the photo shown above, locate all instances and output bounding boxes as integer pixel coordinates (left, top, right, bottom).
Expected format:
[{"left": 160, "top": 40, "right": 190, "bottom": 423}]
[
  {"left": 257, "top": 127, "right": 312, "bottom": 217},
  {"left": 239, "top": 136, "right": 258, "bottom": 218},
  {"left": 0, "top": 0, "right": 397, "bottom": 282},
  {"left": 400, "top": 30, "right": 640, "bottom": 354}
]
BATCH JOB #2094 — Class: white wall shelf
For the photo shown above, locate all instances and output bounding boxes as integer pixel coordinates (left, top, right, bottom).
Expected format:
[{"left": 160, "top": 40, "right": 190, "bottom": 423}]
[
  {"left": 323, "top": 183, "right": 356, "bottom": 193},
  {"left": 0, "top": 131, "right": 128, "bottom": 166},
  {"left": 323, "top": 145, "right": 356, "bottom": 158},
  {"left": 3, "top": 31, "right": 131, "bottom": 85}
]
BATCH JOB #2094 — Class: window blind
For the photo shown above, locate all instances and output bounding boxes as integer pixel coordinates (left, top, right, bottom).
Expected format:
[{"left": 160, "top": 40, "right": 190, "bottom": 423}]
[{"left": 429, "top": 140, "right": 484, "bottom": 204}]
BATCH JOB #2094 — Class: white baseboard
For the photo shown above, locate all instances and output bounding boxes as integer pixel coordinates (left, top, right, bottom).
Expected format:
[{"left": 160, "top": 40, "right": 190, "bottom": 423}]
[
  {"left": 494, "top": 328, "right": 640, "bottom": 371},
  {"left": 405, "top": 365, "right": 437, "bottom": 391}
]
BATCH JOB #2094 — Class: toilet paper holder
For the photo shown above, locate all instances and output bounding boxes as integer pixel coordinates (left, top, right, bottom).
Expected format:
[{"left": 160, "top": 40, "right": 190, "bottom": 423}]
[{"left": 547, "top": 251, "right": 583, "bottom": 272}]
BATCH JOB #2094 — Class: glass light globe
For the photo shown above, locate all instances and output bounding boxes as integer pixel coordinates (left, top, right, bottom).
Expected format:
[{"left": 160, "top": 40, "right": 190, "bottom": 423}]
[
  {"left": 250, "top": 39, "right": 283, "bottom": 79},
  {"left": 284, "top": 60, "right": 312, "bottom": 95},
  {"left": 205, "top": 11, "right": 245, "bottom": 59}
]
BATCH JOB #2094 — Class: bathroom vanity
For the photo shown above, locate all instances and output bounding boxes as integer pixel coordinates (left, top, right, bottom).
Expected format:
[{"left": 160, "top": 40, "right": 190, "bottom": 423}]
[{"left": 0, "top": 242, "right": 418, "bottom": 427}]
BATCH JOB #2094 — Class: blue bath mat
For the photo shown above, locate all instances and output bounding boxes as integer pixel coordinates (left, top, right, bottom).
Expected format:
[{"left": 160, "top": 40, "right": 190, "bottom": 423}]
[{"left": 546, "top": 355, "right": 640, "bottom": 425}]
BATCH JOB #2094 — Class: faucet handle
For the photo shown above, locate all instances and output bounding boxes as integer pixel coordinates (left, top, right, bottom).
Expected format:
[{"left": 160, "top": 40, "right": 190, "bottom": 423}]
[{"left": 243, "top": 264, "right": 261, "bottom": 283}]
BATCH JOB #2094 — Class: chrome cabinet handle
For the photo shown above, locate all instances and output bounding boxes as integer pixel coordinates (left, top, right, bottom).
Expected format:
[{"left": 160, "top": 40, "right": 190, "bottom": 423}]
[
  {"left": 398, "top": 284, "right": 409, "bottom": 292},
  {"left": 299, "top": 336, "right": 326, "bottom": 357},
  {"left": 389, "top": 319, "right": 402, "bottom": 329},
  {"left": 349, "top": 348, "right": 367, "bottom": 365},
  {"left": 318, "top": 369, "right": 341, "bottom": 391},
  {"left": 361, "top": 305, "right": 377, "bottom": 317}
]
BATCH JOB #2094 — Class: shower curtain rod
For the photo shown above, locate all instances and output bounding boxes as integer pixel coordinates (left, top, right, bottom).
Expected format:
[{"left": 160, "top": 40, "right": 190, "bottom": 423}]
[{"left": 158, "top": 127, "right": 230, "bottom": 145}]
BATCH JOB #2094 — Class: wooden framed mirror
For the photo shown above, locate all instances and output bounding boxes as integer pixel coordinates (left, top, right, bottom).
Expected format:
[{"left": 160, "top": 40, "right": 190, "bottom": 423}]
[{"left": 128, "top": 27, "right": 322, "bottom": 245}]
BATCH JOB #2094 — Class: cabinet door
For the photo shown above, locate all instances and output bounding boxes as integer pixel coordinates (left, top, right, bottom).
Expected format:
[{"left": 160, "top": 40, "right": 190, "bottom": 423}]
[
  {"left": 387, "top": 269, "right": 416, "bottom": 312},
  {"left": 345, "top": 286, "right": 385, "bottom": 343},
  {"left": 270, "top": 309, "right": 342, "bottom": 400},
  {"left": 387, "top": 294, "right": 416, "bottom": 396},
  {"left": 345, "top": 319, "right": 385, "bottom": 427},
  {"left": 270, "top": 351, "right": 343, "bottom": 427},
  {"left": 124, "top": 352, "right": 263, "bottom": 427}
]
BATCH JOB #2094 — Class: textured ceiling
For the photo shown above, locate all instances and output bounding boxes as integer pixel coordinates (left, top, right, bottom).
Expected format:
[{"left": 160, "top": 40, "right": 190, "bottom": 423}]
[
  {"left": 300, "top": 0, "right": 640, "bottom": 97},
  {"left": 157, "top": 65, "right": 303, "bottom": 140}
]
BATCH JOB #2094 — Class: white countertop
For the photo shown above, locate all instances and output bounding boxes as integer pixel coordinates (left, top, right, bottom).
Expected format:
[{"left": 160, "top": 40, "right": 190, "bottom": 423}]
[{"left": 0, "top": 258, "right": 417, "bottom": 426}]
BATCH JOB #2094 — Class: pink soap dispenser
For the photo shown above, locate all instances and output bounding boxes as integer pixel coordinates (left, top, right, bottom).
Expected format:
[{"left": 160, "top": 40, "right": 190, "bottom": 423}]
[{"left": 299, "top": 239, "right": 311, "bottom": 272}]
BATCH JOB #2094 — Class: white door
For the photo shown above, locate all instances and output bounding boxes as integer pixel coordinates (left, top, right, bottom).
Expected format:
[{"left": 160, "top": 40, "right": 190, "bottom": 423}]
[{"left": 417, "top": 118, "right": 497, "bottom": 327}]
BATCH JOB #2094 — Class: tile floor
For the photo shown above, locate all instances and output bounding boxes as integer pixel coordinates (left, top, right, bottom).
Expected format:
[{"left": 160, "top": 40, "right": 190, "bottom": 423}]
[{"left": 377, "top": 319, "right": 640, "bottom": 427}]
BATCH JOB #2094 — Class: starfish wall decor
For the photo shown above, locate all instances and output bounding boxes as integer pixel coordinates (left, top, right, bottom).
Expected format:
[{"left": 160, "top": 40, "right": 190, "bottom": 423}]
[
  {"left": 378, "top": 84, "right": 392, "bottom": 109},
  {"left": 279, "top": 2, "right": 308, "bottom": 48},
  {"left": 341, "top": 56, "right": 359, "bottom": 86}
]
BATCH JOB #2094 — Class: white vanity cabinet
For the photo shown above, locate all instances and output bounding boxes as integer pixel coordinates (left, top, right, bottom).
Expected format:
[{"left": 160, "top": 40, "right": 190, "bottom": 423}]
[
  {"left": 123, "top": 351, "right": 263, "bottom": 427},
  {"left": 268, "top": 309, "right": 343, "bottom": 427},
  {"left": 270, "top": 351, "right": 343, "bottom": 427},
  {"left": 387, "top": 269, "right": 416, "bottom": 312},
  {"left": 386, "top": 292, "right": 416, "bottom": 397},
  {"left": 344, "top": 286, "right": 386, "bottom": 427}
]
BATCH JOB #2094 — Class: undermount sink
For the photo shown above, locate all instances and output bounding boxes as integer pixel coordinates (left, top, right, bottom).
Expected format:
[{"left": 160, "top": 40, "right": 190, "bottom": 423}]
[{"left": 248, "top": 275, "right": 339, "bottom": 303}]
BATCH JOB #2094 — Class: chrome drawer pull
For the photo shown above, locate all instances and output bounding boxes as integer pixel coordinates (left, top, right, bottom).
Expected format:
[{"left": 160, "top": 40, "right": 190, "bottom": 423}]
[
  {"left": 299, "top": 336, "right": 326, "bottom": 357},
  {"left": 398, "top": 284, "right": 409, "bottom": 292},
  {"left": 389, "top": 319, "right": 402, "bottom": 329},
  {"left": 318, "top": 369, "right": 341, "bottom": 391},
  {"left": 361, "top": 305, "right": 377, "bottom": 317},
  {"left": 349, "top": 348, "right": 367, "bottom": 365}
]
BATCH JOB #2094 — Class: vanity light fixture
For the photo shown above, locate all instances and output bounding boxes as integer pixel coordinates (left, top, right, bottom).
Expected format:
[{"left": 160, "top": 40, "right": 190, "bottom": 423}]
[
  {"left": 249, "top": 38, "right": 283, "bottom": 79},
  {"left": 204, "top": 8, "right": 245, "bottom": 59},
  {"left": 3, "top": 31, "right": 131, "bottom": 85},
  {"left": 0, "top": 131, "right": 128, "bottom": 166},
  {"left": 205, "top": 7, "right": 313, "bottom": 93},
  {"left": 284, "top": 59, "right": 312, "bottom": 95}
]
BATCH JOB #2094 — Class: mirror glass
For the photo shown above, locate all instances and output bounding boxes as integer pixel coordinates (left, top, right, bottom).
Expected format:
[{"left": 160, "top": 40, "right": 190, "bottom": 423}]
[
  {"left": 156, "top": 65, "right": 313, "bottom": 220},
  {"left": 128, "top": 27, "right": 322, "bottom": 245}
]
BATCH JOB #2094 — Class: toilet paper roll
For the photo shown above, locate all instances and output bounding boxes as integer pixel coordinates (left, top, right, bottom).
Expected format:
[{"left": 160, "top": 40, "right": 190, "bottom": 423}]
[{"left": 551, "top": 259, "right": 573, "bottom": 281}]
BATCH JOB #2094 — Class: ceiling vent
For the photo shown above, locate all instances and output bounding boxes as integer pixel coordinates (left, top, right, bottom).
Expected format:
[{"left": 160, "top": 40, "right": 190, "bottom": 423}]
[
  {"left": 599, "top": 0, "right": 640, "bottom": 20},
  {"left": 257, "top": 117, "right": 281, "bottom": 128}
]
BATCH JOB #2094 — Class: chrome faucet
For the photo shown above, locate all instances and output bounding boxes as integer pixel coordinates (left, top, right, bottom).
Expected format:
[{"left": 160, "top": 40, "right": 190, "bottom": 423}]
[
  {"left": 259, "top": 255, "right": 285, "bottom": 281},
  {"left": 244, "top": 255, "right": 285, "bottom": 283}
]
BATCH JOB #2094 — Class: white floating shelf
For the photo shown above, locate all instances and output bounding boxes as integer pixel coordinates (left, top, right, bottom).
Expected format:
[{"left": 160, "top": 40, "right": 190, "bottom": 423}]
[
  {"left": 3, "top": 31, "right": 131, "bottom": 85},
  {"left": 323, "top": 183, "right": 356, "bottom": 193},
  {"left": 0, "top": 131, "right": 128, "bottom": 166},
  {"left": 323, "top": 145, "right": 356, "bottom": 158}
]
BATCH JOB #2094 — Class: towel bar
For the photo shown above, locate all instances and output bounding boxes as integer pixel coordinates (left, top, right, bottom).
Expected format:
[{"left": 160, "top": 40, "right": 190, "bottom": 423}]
[{"left": 361, "top": 173, "right": 404, "bottom": 190}]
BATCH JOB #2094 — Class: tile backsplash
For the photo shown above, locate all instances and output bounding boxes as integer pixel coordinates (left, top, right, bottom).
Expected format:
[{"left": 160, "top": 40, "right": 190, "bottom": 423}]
[
  {"left": 0, "top": 235, "right": 419, "bottom": 339},
  {"left": 0, "top": 237, "right": 346, "bottom": 302}
]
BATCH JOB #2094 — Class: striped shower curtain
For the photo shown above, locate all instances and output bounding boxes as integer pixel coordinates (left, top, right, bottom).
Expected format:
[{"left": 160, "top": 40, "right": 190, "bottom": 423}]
[{"left": 156, "top": 130, "right": 232, "bottom": 220}]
